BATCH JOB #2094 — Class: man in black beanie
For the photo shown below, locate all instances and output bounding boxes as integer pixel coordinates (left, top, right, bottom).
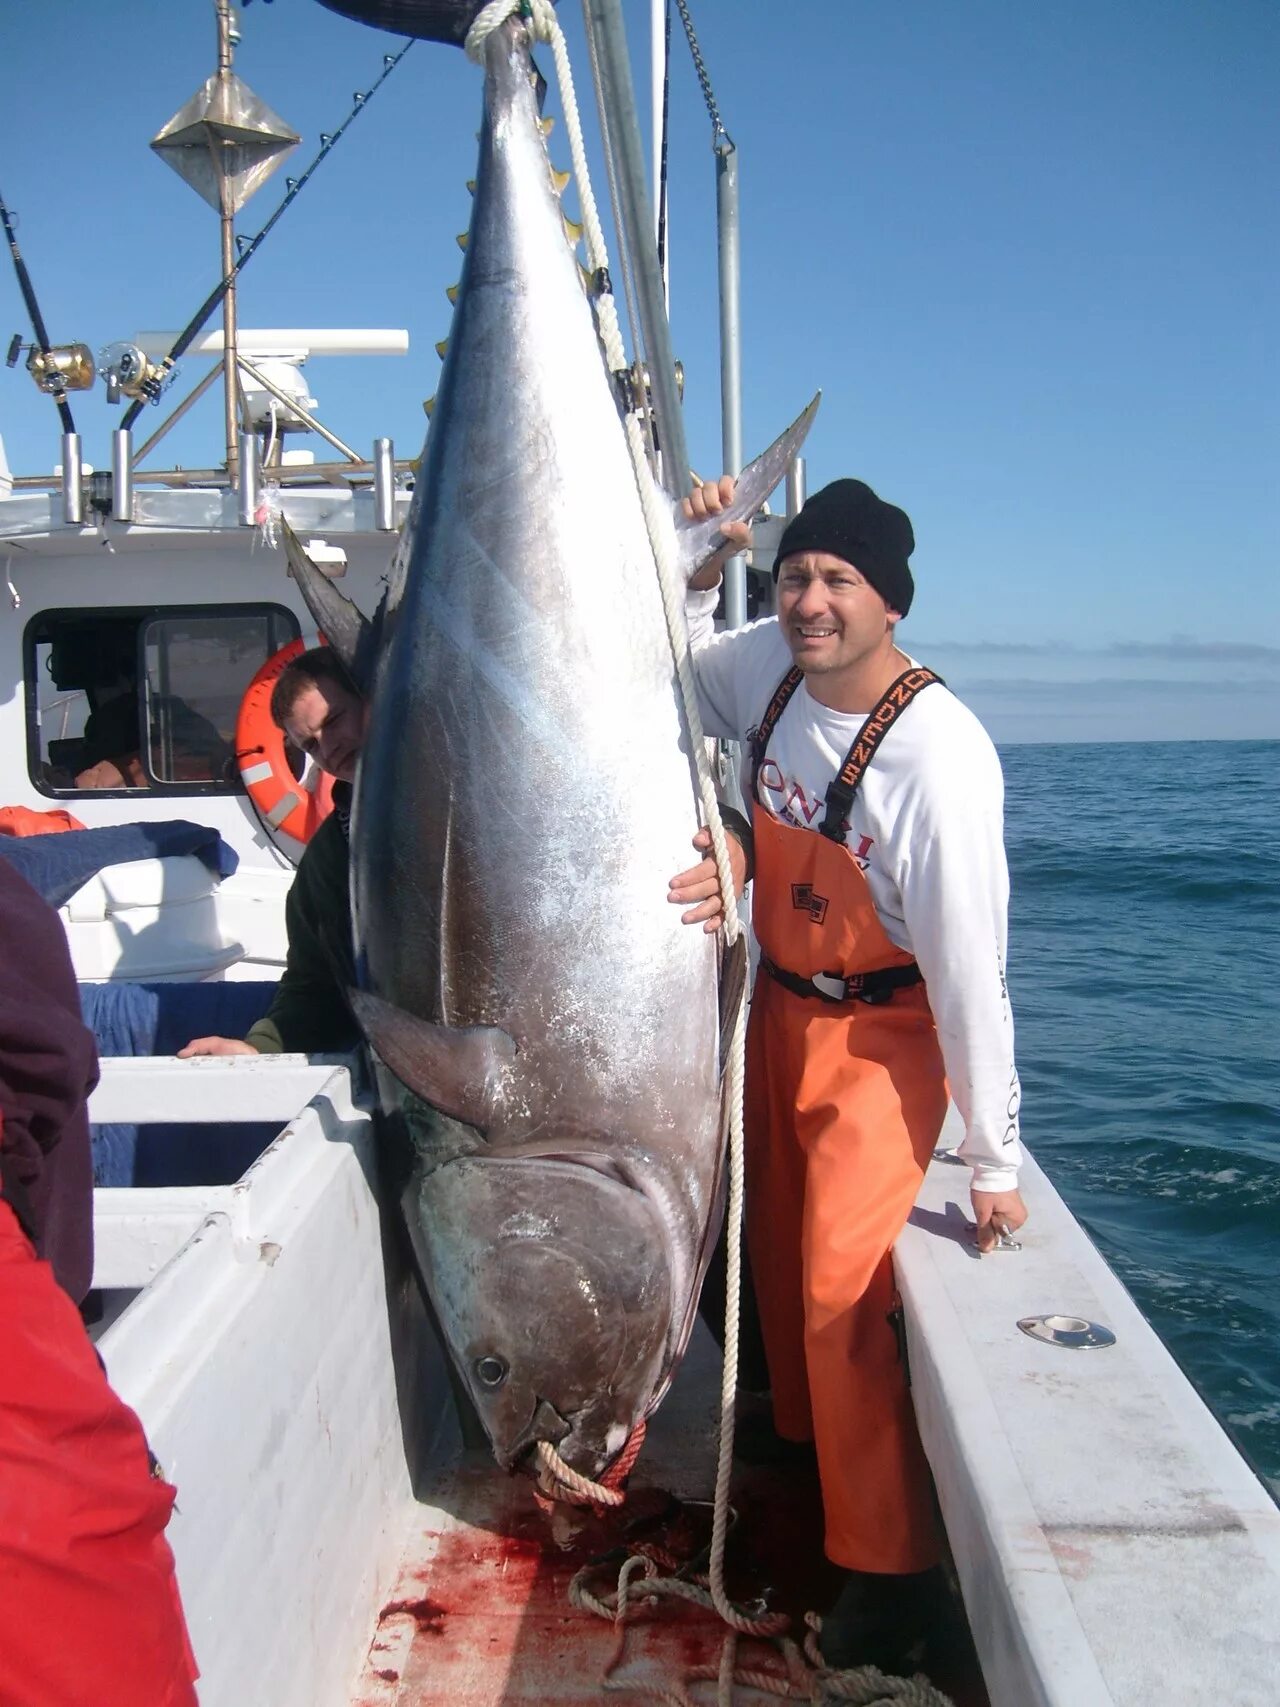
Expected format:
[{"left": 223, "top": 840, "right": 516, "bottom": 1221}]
[{"left": 668, "top": 474, "right": 1027, "bottom": 1677}]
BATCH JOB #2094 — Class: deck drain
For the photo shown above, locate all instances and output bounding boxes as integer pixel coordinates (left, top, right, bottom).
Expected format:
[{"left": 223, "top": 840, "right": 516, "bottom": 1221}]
[{"left": 1018, "top": 1314, "right": 1116, "bottom": 1350}]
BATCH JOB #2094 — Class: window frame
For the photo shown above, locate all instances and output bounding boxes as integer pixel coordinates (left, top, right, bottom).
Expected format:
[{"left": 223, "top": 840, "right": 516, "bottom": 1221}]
[{"left": 24, "top": 601, "right": 300, "bottom": 800}]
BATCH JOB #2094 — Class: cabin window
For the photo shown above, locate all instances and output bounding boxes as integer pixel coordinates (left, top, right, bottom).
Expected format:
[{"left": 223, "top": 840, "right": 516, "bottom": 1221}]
[{"left": 25, "top": 603, "right": 299, "bottom": 797}]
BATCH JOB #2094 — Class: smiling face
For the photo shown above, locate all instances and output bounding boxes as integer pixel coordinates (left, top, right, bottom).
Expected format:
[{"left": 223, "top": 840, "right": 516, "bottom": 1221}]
[
  {"left": 282, "top": 678, "right": 368, "bottom": 784},
  {"left": 776, "top": 550, "right": 903, "bottom": 699}
]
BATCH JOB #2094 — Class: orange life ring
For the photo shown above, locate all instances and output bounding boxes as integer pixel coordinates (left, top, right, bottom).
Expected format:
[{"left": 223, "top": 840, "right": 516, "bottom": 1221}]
[{"left": 235, "top": 638, "right": 335, "bottom": 851}]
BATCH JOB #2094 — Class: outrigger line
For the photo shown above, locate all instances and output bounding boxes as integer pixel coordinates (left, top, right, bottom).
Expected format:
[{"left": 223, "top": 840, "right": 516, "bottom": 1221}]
[{"left": 118, "top": 37, "right": 416, "bottom": 430}]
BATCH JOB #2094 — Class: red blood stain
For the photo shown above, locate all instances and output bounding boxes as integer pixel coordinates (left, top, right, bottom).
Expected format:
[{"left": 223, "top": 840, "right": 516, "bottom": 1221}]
[{"left": 378, "top": 1595, "right": 445, "bottom": 1634}]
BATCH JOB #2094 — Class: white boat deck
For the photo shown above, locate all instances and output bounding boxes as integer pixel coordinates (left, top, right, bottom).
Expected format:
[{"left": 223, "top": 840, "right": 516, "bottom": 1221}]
[
  {"left": 93, "top": 1059, "right": 1279, "bottom": 1707},
  {"left": 902, "top": 1111, "right": 1280, "bottom": 1707}
]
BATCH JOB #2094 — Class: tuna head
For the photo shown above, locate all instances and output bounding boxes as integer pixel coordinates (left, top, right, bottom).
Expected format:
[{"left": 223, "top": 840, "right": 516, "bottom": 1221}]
[{"left": 411, "top": 1150, "right": 674, "bottom": 1475}]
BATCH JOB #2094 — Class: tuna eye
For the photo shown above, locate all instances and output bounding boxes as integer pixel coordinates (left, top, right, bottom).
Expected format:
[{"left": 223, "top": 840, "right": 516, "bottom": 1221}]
[{"left": 474, "top": 1355, "right": 509, "bottom": 1389}]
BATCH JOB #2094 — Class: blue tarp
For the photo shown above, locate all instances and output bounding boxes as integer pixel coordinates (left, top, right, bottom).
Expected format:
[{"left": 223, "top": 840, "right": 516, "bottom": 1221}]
[
  {"left": 80, "top": 980, "right": 280, "bottom": 1189},
  {"left": 0, "top": 821, "right": 238, "bottom": 909}
]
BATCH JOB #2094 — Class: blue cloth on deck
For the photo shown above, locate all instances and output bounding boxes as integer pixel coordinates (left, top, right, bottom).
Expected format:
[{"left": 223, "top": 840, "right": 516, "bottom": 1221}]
[
  {"left": 80, "top": 980, "right": 280, "bottom": 1189},
  {"left": 0, "top": 821, "right": 238, "bottom": 909}
]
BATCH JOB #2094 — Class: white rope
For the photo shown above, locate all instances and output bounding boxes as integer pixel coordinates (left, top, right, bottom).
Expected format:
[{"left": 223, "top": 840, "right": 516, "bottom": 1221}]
[
  {"left": 463, "top": 5, "right": 781, "bottom": 1699},
  {"left": 533, "top": 1437, "right": 625, "bottom": 1507}
]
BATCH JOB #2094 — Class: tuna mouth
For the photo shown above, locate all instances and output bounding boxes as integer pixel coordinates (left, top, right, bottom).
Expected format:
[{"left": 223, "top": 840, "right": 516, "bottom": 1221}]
[{"left": 504, "top": 1396, "right": 573, "bottom": 1469}]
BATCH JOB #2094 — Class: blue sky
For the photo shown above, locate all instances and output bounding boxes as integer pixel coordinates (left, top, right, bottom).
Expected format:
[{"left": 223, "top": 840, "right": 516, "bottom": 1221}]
[{"left": 2, "top": 0, "right": 1276, "bottom": 740}]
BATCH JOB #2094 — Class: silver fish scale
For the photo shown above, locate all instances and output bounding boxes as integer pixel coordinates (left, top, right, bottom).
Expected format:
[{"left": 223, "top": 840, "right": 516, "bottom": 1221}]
[{"left": 351, "top": 21, "right": 721, "bottom": 1469}]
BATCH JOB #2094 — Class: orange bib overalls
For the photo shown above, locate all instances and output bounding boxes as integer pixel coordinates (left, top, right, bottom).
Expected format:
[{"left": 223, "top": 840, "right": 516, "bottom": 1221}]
[{"left": 745, "top": 665, "right": 948, "bottom": 1574}]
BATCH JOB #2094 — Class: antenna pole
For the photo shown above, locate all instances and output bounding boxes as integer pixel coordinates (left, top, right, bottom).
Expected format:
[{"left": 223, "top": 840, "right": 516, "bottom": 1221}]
[{"left": 216, "top": 0, "right": 241, "bottom": 484}]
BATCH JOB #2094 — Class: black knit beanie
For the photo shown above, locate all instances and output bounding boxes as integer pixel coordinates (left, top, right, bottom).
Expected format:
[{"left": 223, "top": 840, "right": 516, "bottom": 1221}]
[{"left": 772, "top": 478, "right": 916, "bottom": 617}]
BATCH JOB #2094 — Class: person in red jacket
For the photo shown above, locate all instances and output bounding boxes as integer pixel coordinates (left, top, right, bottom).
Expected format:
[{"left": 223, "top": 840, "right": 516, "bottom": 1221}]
[{"left": 0, "top": 859, "right": 198, "bottom": 1707}]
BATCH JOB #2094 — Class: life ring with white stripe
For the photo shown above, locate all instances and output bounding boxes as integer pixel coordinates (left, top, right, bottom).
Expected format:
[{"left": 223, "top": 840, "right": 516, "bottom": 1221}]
[{"left": 235, "top": 638, "right": 335, "bottom": 856}]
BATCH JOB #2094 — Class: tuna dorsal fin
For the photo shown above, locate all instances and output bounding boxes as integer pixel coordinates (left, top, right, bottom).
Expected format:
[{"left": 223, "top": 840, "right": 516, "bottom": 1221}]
[
  {"left": 350, "top": 989, "right": 518, "bottom": 1130},
  {"left": 675, "top": 392, "right": 821, "bottom": 585},
  {"left": 280, "top": 520, "right": 379, "bottom": 694}
]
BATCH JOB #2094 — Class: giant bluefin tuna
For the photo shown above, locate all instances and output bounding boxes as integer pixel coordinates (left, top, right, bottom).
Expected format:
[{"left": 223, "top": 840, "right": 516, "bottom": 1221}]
[{"left": 302, "top": 0, "right": 815, "bottom": 1483}]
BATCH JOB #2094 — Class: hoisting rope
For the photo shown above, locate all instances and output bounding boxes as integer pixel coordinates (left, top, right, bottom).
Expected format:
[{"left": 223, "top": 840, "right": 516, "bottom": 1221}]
[
  {"left": 464, "top": 9, "right": 954, "bottom": 1706},
  {"left": 463, "top": 0, "right": 753, "bottom": 1556}
]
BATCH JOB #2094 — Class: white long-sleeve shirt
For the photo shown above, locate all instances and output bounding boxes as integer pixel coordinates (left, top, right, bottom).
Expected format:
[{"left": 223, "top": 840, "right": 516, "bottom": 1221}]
[{"left": 688, "top": 591, "right": 1022, "bottom": 1192}]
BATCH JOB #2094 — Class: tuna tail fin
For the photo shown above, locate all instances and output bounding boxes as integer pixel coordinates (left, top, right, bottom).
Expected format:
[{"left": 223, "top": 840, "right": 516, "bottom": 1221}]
[
  {"left": 675, "top": 391, "right": 821, "bottom": 584},
  {"left": 313, "top": 0, "right": 507, "bottom": 44},
  {"left": 350, "top": 988, "right": 518, "bottom": 1130},
  {"left": 280, "top": 521, "right": 381, "bottom": 695}
]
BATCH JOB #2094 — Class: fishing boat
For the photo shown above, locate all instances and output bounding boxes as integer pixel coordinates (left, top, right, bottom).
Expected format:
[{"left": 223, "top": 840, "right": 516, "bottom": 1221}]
[{"left": 1, "top": 3, "right": 1277, "bottom": 1703}]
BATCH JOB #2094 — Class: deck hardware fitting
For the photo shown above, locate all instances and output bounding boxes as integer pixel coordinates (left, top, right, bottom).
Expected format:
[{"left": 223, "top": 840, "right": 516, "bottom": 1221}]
[{"left": 1018, "top": 1314, "right": 1116, "bottom": 1350}]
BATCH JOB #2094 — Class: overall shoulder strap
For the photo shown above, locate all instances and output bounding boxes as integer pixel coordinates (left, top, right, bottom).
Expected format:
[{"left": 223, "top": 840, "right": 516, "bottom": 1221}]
[
  {"left": 819, "top": 665, "right": 943, "bottom": 841},
  {"left": 749, "top": 666, "right": 804, "bottom": 800}
]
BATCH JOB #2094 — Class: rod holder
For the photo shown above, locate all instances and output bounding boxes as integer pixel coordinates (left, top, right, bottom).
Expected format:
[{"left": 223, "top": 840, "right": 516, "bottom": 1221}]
[
  {"left": 786, "top": 455, "right": 807, "bottom": 520},
  {"left": 61, "top": 433, "right": 84, "bottom": 525},
  {"left": 111, "top": 429, "right": 134, "bottom": 523},
  {"left": 373, "top": 437, "right": 396, "bottom": 531},
  {"left": 238, "top": 432, "right": 261, "bottom": 527}
]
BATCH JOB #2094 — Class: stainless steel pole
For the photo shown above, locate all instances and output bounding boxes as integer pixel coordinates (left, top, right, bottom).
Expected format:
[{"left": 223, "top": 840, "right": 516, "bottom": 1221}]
[
  {"left": 583, "top": 0, "right": 690, "bottom": 499},
  {"left": 238, "top": 431, "right": 260, "bottom": 526},
  {"left": 111, "top": 429, "right": 134, "bottom": 523},
  {"left": 60, "top": 433, "right": 83, "bottom": 525},
  {"left": 716, "top": 133, "right": 745, "bottom": 628},
  {"left": 216, "top": 0, "right": 240, "bottom": 485},
  {"left": 786, "top": 455, "right": 807, "bottom": 519},
  {"left": 373, "top": 437, "right": 396, "bottom": 530}
]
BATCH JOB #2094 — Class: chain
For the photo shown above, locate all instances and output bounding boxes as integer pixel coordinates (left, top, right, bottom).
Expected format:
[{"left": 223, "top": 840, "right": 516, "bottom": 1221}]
[{"left": 674, "top": 0, "right": 730, "bottom": 144}]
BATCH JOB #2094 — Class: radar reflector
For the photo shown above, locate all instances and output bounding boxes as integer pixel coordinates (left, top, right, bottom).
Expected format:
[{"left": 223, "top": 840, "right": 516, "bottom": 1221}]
[{"left": 151, "top": 73, "right": 299, "bottom": 214}]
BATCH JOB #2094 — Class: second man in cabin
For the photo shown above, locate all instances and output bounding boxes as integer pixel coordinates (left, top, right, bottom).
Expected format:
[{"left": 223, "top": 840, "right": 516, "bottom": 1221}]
[{"left": 179, "top": 647, "right": 366, "bottom": 1060}]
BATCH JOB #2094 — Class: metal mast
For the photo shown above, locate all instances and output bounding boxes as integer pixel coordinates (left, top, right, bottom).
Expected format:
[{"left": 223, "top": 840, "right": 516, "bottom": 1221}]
[
  {"left": 150, "top": 0, "right": 298, "bottom": 484},
  {"left": 583, "top": 0, "right": 690, "bottom": 502}
]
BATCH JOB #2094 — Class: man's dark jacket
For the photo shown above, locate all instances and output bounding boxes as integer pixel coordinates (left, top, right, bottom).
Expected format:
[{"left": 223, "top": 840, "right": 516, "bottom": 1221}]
[
  {"left": 246, "top": 783, "right": 357, "bottom": 1054},
  {"left": 0, "top": 861, "right": 98, "bottom": 1301}
]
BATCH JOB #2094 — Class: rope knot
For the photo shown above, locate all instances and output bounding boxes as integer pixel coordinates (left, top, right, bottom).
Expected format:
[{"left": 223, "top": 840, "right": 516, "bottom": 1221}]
[{"left": 464, "top": 0, "right": 555, "bottom": 62}]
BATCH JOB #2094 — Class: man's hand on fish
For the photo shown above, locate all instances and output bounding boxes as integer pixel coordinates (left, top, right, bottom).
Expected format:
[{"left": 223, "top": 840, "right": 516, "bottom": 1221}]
[
  {"left": 668, "top": 826, "right": 749, "bottom": 933},
  {"left": 684, "top": 475, "right": 751, "bottom": 590}
]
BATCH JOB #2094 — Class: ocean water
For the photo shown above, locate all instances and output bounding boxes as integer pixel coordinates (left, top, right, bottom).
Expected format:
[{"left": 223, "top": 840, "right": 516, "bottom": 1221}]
[{"left": 999, "top": 739, "right": 1279, "bottom": 1498}]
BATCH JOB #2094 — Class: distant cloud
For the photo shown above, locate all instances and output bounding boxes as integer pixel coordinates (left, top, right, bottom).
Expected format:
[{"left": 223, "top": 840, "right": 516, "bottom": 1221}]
[
  {"left": 1105, "top": 639, "right": 1280, "bottom": 663},
  {"left": 961, "top": 675, "right": 1279, "bottom": 698},
  {"left": 911, "top": 638, "right": 1059, "bottom": 656},
  {"left": 950, "top": 675, "right": 1280, "bottom": 743},
  {"left": 913, "top": 636, "right": 1280, "bottom": 663}
]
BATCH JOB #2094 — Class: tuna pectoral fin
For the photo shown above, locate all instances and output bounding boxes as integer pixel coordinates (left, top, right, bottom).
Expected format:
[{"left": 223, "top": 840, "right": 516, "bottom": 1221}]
[
  {"left": 280, "top": 520, "right": 380, "bottom": 694},
  {"left": 350, "top": 989, "right": 516, "bottom": 1128},
  {"left": 718, "top": 934, "right": 748, "bottom": 1079},
  {"left": 676, "top": 393, "right": 821, "bottom": 584}
]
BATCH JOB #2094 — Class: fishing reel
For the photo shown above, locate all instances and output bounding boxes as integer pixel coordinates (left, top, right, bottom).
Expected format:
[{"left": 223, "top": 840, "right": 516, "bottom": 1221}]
[
  {"left": 96, "top": 341, "right": 177, "bottom": 405},
  {"left": 6, "top": 338, "right": 97, "bottom": 394}
]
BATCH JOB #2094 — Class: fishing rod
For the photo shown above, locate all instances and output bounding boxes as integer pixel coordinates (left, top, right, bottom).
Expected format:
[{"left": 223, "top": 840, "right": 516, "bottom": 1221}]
[
  {"left": 0, "top": 187, "right": 78, "bottom": 434},
  {"left": 120, "top": 36, "right": 414, "bottom": 430}
]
